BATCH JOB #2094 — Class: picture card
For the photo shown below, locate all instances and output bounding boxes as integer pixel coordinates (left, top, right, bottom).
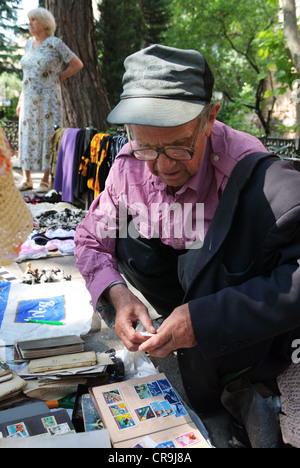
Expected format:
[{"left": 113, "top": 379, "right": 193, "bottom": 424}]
[
  {"left": 134, "top": 383, "right": 152, "bottom": 400},
  {"left": 151, "top": 401, "right": 166, "bottom": 418},
  {"left": 160, "top": 400, "right": 175, "bottom": 416},
  {"left": 42, "top": 416, "right": 57, "bottom": 429},
  {"left": 114, "top": 414, "right": 136, "bottom": 430},
  {"left": 132, "top": 436, "right": 157, "bottom": 448},
  {"left": 102, "top": 389, "right": 123, "bottom": 405},
  {"left": 109, "top": 403, "right": 130, "bottom": 417},
  {"left": 156, "top": 440, "right": 176, "bottom": 448},
  {"left": 7, "top": 422, "right": 29, "bottom": 438},
  {"left": 175, "top": 431, "right": 201, "bottom": 447},
  {"left": 135, "top": 405, "right": 156, "bottom": 422}
]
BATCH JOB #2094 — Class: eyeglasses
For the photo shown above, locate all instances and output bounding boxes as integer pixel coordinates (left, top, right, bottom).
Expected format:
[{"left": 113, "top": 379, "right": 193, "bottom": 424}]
[{"left": 126, "top": 119, "right": 203, "bottom": 162}]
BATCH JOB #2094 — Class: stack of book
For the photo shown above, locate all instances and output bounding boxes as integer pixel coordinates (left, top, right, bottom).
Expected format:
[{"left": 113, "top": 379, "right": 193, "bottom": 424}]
[
  {"left": 14, "top": 335, "right": 85, "bottom": 363},
  {"left": 0, "top": 362, "right": 27, "bottom": 410},
  {"left": 12, "top": 336, "right": 113, "bottom": 402}
]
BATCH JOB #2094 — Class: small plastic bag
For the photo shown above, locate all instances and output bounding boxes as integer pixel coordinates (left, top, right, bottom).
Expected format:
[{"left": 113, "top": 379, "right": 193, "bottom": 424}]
[{"left": 119, "top": 323, "right": 158, "bottom": 380}]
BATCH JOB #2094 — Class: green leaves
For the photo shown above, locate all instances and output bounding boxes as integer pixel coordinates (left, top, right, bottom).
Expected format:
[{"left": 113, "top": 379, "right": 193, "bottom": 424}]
[
  {"left": 0, "top": 0, "right": 25, "bottom": 74},
  {"left": 96, "top": 0, "right": 172, "bottom": 108},
  {"left": 164, "top": 0, "right": 295, "bottom": 135}
]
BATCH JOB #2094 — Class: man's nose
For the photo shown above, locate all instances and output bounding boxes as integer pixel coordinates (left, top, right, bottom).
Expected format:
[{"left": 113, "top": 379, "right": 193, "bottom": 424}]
[{"left": 156, "top": 152, "right": 177, "bottom": 171}]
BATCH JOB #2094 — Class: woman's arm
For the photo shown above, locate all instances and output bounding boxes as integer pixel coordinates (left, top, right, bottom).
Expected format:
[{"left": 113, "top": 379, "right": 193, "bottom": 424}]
[{"left": 59, "top": 55, "right": 83, "bottom": 82}]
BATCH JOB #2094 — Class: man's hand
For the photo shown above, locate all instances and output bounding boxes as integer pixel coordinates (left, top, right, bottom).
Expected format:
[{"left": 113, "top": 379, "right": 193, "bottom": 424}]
[
  {"left": 107, "top": 284, "right": 157, "bottom": 351},
  {"left": 138, "top": 303, "right": 198, "bottom": 357}
]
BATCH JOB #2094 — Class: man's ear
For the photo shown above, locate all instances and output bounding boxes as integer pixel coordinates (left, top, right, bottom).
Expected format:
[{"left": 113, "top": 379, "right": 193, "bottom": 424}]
[{"left": 205, "top": 103, "right": 221, "bottom": 136}]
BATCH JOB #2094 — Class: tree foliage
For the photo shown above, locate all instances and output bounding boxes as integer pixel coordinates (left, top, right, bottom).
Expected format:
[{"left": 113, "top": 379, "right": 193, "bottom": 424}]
[
  {"left": 96, "top": 0, "right": 144, "bottom": 108},
  {"left": 0, "top": 0, "right": 26, "bottom": 74},
  {"left": 164, "top": 0, "right": 296, "bottom": 136},
  {"left": 96, "top": 0, "right": 172, "bottom": 108}
]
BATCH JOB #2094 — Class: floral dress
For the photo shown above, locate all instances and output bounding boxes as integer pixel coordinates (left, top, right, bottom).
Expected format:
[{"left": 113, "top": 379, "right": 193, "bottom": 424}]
[{"left": 19, "top": 36, "right": 75, "bottom": 171}]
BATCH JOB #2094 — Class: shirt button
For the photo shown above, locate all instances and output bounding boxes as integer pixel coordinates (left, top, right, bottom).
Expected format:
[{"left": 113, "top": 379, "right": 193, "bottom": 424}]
[
  {"left": 174, "top": 238, "right": 179, "bottom": 245},
  {"left": 213, "top": 154, "right": 220, "bottom": 162}
]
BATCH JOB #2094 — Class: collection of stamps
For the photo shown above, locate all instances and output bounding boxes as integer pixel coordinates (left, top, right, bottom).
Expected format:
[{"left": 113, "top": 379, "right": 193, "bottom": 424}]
[
  {"left": 102, "top": 377, "right": 188, "bottom": 431},
  {"left": 1, "top": 415, "right": 73, "bottom": 439},
  {"left": 101, "top": 377, "right": 201, "bottom": 448}
]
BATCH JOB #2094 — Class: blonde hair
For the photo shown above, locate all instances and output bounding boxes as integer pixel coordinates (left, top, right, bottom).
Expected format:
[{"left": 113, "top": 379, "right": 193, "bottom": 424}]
[{"left": 28, "top": 7, "right": 56, "bottom": 36}]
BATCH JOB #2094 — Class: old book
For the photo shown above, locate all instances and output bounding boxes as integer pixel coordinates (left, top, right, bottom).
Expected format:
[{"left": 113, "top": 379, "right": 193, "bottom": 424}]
[
  {"left": 23, "top": 377, "right": 88, "bottom": 402},
  {"left": 0, "top": 374, "right": 13, "bottom": 384},
  {"left": 0, "top": 361, "right": 12, "bottom": 378},
  {"left": 14, "top": 335, "right": 84, "bottom": 362},
  {"left": 0, "top": 373, "right": 27, "bottom": 401},
  {"left": 0, "top": 363, "right": 12, "bottom": 384},
  {"left": 89, "top": 373, "right": 212, "bottom": 448},
  {"left": 28, "top": 351, "right": 97, "bottom": 374},
  {"left": 81, "top": 393, "right": 104, "bottom": 432}
]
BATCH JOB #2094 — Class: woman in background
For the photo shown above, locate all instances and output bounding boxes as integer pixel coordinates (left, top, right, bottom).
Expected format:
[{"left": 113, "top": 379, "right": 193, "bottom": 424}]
[{"left": 16, "top": 7, "right": 83, "bottom": 192}]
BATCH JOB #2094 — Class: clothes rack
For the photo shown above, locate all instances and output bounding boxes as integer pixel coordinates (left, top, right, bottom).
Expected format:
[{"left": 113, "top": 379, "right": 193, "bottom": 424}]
[{"left": 50, "top": 127, "right": 128, "bottom": 208}]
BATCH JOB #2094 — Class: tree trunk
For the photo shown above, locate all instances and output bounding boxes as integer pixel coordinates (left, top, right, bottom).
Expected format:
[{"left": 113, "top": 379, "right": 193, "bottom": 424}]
[
  {"left": 45, "top": 0, "right": 111, "bottom": 130},
  {"left": 282, "top": 0, "right": 300, "bottom": 137}
]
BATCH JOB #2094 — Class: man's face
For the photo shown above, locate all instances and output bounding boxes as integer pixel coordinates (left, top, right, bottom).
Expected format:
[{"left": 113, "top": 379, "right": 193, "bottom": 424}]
[{"left": 130, "top": 105, "right": 220, "bottom": 190}]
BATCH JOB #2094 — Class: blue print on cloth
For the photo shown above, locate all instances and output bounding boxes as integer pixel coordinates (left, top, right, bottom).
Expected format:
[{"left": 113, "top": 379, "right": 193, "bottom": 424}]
[
  {"left": 0, "top": 282, "right": 11, "bottom": 329},
  {"left": 16, "top": 295, "right": 66, "bottom": 323}
]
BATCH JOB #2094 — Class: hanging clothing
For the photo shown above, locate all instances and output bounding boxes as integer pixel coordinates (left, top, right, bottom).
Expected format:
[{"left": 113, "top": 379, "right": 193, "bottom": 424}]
[
  {"left": 72, "top": 128, "right": 98, "bottom": 201},
  {"left": 51, "top": 129, "right": 128, "bottom": 205},
  {"left": 53, "top": 128, "right": 80, "bottom": 203}
]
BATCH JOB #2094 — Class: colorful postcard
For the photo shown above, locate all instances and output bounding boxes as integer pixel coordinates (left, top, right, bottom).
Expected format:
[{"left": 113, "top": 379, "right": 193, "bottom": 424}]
[
  {"left": 157, "top": 378, "right": 172, "bottom": 392},
  {"left": 160, "top": 400, "right": 175, "bottom": 416},
  {"left": 156, "top": 440, "right": 176, "bottom": 448},
  {"left": 102, "top": 389, "right": 123, "bottom": 405},
  {"left": 163, "top": 388, "right": 180, "bottom": 405},
  {"left": 175, "top": 431, "right": 200, "bottom": 447},
  {"left": 135, "top": 405, "right": 156, "bottom": 421},
  {"left": 114, "top": 413, "right": 136, "bottom": 430},
  {"left": 150, "top": 401, "right": 166, "bottom": 418},
  {"left": 171, "top": 401, "right": 189, "bottom": 418},
  {"left": 132, "top": 436, "right": 157, "bottom": 448},
  {"left": 134, "top": 383, "right": 152, "bottom": 400},
  {"left": 82, "top": 393, "right": 104, "bottom": 431},
  {"left": 109, "top": 402, "right": 130, "bottom": 417},
  {"left": 7, "top": 422, "right": 29, "bottom": 438},
  {"left": 147, "top": 381, "right": 162, "bottom": 397},
  {"left": 42, "top": 416, "right": 57, "bottom": 429},
  {"left": 47, "top": 423, "right": 72, "bottom": 436}
]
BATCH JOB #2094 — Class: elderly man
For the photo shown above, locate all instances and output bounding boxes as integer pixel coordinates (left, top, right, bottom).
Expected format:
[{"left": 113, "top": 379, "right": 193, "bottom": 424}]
[{"left": 75, "top": 45, "right": 300, "bottom": 416}]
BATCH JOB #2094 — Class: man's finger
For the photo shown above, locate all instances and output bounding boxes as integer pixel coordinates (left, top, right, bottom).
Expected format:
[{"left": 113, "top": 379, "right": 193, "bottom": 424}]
[
  {"left": 139, "top": 337, "right": 173, "bottom": 357},
  {"left": 138, "top": 311, "right": 157, "bottom": 335},
  {"left": 138, "top": 332, "right": 170, "bottom": 353}
]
